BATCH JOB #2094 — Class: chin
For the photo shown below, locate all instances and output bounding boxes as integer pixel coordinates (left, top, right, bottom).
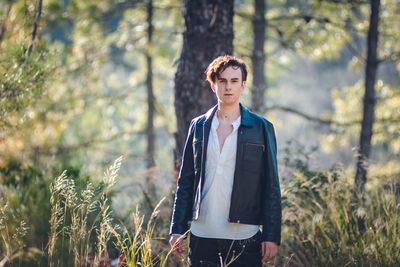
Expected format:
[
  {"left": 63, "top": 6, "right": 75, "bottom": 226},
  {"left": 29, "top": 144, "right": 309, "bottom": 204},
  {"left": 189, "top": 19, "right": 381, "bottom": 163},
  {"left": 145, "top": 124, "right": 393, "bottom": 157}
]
[{"left": 220, "top": 99, "right": 238, "bottom": 105}]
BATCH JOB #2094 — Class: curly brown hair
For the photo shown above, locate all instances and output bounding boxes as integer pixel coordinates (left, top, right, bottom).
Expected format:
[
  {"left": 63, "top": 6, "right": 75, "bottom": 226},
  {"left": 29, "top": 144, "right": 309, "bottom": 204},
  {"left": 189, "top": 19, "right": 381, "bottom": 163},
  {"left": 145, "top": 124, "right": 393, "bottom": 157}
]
[{"left": 205, "top": 55, "right": 248, "bottom": 85}]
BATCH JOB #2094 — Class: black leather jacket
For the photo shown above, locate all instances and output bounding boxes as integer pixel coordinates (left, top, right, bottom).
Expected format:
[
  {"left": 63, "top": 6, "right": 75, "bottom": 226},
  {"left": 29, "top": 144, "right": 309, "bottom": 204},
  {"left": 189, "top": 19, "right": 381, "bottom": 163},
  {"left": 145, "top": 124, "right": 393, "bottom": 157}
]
[{"left": 169, "top": 103, "right": 281, "bottom": 244}]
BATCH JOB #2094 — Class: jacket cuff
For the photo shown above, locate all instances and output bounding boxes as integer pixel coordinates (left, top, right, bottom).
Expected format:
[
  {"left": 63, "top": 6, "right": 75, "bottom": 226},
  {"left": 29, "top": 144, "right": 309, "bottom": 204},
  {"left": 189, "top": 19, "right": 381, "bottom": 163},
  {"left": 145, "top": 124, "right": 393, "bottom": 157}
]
[
  {"left": 261, "top": 225, "right": 281, "bottom": 245},
  {"left": 169, "top": 222, "right": 190, "bottom": 236}
]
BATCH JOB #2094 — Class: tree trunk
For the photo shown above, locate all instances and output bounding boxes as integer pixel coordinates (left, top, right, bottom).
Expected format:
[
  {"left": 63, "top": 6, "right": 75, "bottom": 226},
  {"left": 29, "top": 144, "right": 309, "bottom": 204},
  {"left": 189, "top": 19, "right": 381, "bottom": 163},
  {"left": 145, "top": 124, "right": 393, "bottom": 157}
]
[
  {"left": 251, "top": 0, "right": 267, "bottom": 113},
  {"left": 354, "top": 0, "right": 381, "bottom": 192},
  {"left": 174, "top": 0, "right": 234, "bottom": 167},
  {"left": 145, "top": 0, "right": 156, "bottom": 199}
]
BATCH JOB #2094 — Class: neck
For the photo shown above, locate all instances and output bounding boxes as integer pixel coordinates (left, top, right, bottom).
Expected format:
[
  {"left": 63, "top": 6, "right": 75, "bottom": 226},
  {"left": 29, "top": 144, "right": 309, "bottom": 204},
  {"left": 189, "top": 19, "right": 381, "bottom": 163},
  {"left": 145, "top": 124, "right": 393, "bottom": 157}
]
[{"left": 217, "top": 102, "right": 241, "bottom": 121}]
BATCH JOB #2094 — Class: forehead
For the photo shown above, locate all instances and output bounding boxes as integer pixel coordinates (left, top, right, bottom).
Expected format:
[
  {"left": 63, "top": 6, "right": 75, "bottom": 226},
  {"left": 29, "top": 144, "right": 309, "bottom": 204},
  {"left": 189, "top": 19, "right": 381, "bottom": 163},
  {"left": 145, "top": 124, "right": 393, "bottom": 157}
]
[{"left": 219, "top": 66, "right": 242, "bottom": 80}]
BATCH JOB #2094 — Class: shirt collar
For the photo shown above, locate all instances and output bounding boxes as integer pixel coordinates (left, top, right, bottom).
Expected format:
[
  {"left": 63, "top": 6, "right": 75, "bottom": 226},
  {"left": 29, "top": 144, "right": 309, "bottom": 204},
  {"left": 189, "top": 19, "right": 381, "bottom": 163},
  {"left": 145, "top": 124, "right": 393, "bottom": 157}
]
[{"left": 232, "top": 115, "right": 241, "bottom": 130}]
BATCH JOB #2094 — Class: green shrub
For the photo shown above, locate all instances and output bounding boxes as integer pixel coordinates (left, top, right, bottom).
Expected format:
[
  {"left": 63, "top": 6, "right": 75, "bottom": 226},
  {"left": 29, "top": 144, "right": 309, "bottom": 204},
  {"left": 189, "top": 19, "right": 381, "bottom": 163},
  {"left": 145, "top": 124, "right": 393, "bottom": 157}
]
[{"left": 0, "top": 161, "right": 51, "bottom": 266}]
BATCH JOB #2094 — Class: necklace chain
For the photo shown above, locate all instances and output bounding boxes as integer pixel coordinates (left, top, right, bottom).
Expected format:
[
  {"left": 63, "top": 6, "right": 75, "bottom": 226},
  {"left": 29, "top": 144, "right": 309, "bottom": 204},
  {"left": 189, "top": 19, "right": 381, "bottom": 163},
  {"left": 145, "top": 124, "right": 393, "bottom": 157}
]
[{"left": 217, "top": 110, "right": 238, "bottom": 122}]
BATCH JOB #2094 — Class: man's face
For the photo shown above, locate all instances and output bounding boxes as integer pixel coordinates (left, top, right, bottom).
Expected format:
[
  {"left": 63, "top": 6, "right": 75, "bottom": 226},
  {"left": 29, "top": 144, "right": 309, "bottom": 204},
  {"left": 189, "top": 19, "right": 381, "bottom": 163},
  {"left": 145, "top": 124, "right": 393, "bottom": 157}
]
[{"left": 211, "top": 66, "right": 245, "bottom": 106}]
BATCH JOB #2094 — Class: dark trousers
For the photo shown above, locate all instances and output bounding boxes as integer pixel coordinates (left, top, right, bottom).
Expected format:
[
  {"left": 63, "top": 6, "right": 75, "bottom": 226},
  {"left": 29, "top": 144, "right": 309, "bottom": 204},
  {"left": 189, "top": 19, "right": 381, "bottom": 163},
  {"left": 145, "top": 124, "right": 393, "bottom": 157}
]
[{"left": 188, "top": 231, "right": 262, "bottom": 267}]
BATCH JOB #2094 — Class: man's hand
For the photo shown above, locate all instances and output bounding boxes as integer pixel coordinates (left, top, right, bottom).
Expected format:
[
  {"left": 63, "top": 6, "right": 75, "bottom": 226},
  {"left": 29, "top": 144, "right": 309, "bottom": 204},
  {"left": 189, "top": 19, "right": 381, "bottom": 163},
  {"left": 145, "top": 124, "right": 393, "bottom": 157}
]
[
  {"left": 261, "top": 241, "right": 278, "bottom": 262},
  {"left": 169, "top": 234, "right": 186, "bottom": 255}
]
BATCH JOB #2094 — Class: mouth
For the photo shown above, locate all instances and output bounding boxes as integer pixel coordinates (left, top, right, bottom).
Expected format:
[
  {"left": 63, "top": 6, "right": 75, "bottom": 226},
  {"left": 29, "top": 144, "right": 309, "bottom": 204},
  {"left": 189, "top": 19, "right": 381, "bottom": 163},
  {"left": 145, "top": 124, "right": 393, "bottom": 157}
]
[{"left": 224, "top": 94, "right": 233, "bottom": 96}]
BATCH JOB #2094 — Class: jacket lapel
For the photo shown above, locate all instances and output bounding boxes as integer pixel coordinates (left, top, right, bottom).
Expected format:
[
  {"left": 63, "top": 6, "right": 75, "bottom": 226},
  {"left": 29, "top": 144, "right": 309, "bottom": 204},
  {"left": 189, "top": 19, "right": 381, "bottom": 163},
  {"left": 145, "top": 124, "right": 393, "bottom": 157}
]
[{"left": 201, "top": 105, "right": 218, "bottom": 185}]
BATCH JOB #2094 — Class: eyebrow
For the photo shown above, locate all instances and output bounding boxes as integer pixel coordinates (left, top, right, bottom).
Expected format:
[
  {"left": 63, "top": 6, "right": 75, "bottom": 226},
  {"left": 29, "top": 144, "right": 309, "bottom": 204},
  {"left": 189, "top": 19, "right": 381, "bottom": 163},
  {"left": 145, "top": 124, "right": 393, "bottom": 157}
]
[{"left": 218, "top": 77, "right": 240, "bottom": 81}]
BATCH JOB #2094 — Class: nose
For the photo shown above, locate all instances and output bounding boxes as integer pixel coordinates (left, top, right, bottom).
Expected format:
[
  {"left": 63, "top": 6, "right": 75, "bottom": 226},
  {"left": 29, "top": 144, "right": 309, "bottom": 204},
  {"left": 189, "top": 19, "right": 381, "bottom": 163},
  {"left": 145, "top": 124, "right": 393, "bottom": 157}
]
[{"left": 225, "top": 81, "right": 231, "bottom": 90}]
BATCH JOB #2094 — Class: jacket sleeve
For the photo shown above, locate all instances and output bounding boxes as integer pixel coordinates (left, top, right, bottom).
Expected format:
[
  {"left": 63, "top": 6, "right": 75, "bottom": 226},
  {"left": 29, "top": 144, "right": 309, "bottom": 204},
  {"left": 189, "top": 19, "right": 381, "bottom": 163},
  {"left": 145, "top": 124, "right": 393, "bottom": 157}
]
[
  {"left": 261, "top": 122, "right": 282, "bottom": 244},
  {"left": 169, "top": 119, "right": 196, "bottom": 236}
]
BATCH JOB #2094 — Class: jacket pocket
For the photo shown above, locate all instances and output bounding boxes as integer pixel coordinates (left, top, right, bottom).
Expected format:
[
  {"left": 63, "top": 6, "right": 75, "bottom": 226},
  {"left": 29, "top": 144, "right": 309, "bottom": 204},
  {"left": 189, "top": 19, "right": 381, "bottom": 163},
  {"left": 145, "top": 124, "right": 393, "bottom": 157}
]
[{"left": 243, "top": 142, "right": 264, "bottom": 173}]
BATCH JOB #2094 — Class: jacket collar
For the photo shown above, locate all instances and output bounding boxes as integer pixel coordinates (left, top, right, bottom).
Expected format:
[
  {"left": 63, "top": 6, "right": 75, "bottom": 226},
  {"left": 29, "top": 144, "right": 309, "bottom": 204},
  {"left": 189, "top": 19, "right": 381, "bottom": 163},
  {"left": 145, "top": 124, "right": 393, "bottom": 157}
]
[{"left": 204, "top": 103, "right": 254, "bottom": 127}]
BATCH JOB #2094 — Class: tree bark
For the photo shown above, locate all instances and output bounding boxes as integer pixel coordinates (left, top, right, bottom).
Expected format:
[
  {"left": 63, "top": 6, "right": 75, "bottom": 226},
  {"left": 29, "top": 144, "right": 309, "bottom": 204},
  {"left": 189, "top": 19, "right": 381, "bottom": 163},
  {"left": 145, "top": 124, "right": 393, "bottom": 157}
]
[
  {"left": 251, "top": 0, "right": 267, "bottom": 113},
  {"left": 145, "top": 0, "right": 156, "bottom": 199},
  {"left": 354, "top": 0, "right": 381, "bottom": 192},
  {"left": 174, "top": 0, "right": 234, "bottom": 167}
]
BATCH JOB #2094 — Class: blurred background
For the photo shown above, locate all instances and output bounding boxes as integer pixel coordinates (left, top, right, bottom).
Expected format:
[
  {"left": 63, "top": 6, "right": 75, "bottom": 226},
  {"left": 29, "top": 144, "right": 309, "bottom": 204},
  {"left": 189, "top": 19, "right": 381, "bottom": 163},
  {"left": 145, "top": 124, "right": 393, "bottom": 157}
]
[{"left": 0, "top": 0, "right": 399, "bottom": 266}]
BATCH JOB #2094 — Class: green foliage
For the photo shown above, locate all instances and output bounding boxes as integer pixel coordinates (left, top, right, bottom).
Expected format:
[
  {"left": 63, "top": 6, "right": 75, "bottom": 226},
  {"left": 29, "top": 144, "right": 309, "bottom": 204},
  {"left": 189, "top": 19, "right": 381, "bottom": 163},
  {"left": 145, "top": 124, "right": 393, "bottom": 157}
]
[
  {"left": 0, "top": 161, "right": 51, "bottom": 248},
  {"left": 321, "top": 80, "right": 400, "bottom": 161},
  {"left": 0, "top": 42, "right": 54, "bottom": 128},
  {"left": 0, "top": 162, "right": 50, "bottom": 266},
  {"left": 0, "top": 200, "right": 45, "bottom": 266},
  {"left": 0, "top": 160, "right": 100, "bottom": 266}
]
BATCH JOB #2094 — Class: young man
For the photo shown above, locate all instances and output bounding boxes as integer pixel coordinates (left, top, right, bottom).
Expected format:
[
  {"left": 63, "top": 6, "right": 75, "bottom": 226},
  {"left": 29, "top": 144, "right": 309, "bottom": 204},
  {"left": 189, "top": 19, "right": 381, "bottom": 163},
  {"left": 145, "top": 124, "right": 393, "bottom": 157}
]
[{"left": 169, "top": 55, "right": 281, "bottom": 266}]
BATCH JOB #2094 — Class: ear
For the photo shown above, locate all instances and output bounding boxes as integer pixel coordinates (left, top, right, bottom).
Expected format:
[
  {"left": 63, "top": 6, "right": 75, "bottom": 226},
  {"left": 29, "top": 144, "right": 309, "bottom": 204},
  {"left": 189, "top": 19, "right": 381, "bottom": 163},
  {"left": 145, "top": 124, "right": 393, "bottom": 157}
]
[
  {"left": 241, "top": 80, "right": 246, "bottom": 89},
  {"left": 210, "top": 83, "right": 216, "bottom": 93}
]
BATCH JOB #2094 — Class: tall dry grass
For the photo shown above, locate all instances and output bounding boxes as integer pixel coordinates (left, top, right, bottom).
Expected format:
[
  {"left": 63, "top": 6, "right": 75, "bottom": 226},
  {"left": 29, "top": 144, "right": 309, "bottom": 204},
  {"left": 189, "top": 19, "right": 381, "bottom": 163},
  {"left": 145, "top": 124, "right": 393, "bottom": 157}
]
[
  {"left": 0, "top": 195, "right": 41, "bottom": 266},
  {"left": 47, "top": 156, "right": 177, "bottom": 267},
  {"left": 276, "top": 167, "right": 400, "bottom": 267},
  {"left": 5, "top": 152, "right": 398, "bottom": 266}
]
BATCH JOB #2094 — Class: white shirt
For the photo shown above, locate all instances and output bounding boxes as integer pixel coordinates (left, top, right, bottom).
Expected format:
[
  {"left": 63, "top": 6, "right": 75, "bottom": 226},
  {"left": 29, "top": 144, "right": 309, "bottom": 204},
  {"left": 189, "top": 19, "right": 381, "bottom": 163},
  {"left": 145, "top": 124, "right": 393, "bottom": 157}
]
[{"left": 190, "top": 114, "right": 260, "bottom": 239}]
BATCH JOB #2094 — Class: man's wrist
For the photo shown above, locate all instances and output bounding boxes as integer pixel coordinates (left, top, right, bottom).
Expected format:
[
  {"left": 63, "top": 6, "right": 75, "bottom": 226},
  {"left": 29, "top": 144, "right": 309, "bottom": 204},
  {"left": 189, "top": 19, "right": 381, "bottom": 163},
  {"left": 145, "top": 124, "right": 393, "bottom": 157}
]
[{"left": 262, "top": 240, "right": 279, "bottom": 245}]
